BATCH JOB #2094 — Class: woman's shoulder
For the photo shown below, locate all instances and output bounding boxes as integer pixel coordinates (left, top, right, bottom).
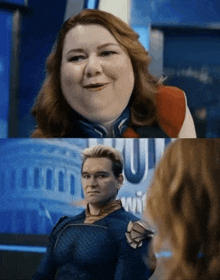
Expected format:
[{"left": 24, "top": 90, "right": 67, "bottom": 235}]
[
  {"left": 157, "top": 85, "right": 186, "bottom": 99},
  {"left": 156, "top": 85, "right": 186, "bottom": 137}
]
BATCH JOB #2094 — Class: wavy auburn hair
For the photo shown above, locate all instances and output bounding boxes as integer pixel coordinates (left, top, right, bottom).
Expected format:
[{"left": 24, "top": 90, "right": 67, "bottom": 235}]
[
  {"left": 146, "top": 139, "right": 220, "bottom": 280},
  {"left": 31, "top": 9, "right": 161, "bottom": 137}
]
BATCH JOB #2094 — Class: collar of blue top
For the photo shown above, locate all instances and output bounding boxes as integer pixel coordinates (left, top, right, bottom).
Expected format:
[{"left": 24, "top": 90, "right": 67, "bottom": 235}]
[
  {"left": 75, "top": 106, "right": 130, "bottom": 138},
  {"left": 66, "top": 106, "right": 169, "bottom": 138}
]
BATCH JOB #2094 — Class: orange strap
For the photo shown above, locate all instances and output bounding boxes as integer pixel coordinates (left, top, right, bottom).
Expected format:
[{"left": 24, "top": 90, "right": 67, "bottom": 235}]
[
  {"left": 122, "top": 127, "right": 140, "bottom": 138},
  {"left": 122, "top": 86, "right": 186, "bottom": 138},
  {"left": 156, "top": 86, "right": 186, "bottom": 137}
]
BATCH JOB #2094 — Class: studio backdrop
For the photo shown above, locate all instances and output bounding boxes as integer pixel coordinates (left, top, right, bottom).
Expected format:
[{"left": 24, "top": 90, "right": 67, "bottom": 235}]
[{"left": 0, "top": 138, "right": 171, "bottom": 236}]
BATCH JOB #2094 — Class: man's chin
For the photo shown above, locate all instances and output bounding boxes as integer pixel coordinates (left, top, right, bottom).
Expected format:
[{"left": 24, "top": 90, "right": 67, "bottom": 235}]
[
  {"left": 88, "top": 199, "right": 99, "bottom": 205},
  {"left": 88, "top": 197, "right": 115, "bottom": 206}
]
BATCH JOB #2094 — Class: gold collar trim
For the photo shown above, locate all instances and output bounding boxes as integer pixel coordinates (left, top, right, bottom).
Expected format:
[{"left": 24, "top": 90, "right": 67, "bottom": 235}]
[{"left": 84, "top": 200, "right": 122, "bottom": 224}]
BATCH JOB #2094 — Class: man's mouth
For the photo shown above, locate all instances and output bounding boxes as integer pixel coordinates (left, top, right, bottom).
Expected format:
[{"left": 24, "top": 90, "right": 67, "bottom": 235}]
[
  {"left": 88, "top": 191, "right": 100, "bottom": 194},
  {"left": 88, "top": 191, "right": 99, "bottom": 192}
]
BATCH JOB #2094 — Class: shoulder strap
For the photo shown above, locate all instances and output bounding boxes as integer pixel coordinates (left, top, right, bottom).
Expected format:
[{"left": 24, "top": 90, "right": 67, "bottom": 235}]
[
  {"left": 122, "top": 127, "right": 140, "bottom": 138},
  {"left": 156, "top": 86, "right": 186, "bottom": 137}
]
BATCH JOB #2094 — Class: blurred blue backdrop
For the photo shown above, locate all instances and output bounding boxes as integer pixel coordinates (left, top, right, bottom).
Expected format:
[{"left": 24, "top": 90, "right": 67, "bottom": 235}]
[
  {"left": 0, "top": 10, "right": 12, "bottom": 138},
  {"left": 0, "top": 138, "right": 171, "bottom": 235}
]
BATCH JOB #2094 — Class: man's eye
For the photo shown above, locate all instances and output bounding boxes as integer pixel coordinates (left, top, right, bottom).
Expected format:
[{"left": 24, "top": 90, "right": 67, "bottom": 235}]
[
  {"left": 69, "top": 56, "right": 84, "bottom": 62},
  {"left": 82, "top": 175, "right": 89, "bottom": 179},
  {"left": 95, "top": 174, "right": 105, "bottom": 179},
  {"left": 100, "top": 51, "right": 116, "bottom": 57}
]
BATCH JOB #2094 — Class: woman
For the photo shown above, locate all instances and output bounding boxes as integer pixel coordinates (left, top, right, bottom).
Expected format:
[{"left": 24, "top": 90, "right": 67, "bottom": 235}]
[
  {"left": 31, "top": 9, "right": 196, "bottom": 138},
  {"left": 146, "top": 139, "right": 220, "bottom": 280}
]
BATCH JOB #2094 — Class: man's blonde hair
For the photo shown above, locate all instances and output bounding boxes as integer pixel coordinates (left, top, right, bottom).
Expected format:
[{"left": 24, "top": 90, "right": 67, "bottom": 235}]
[{"left": 82, "top": 145, "right": 123, "bottom": 178}]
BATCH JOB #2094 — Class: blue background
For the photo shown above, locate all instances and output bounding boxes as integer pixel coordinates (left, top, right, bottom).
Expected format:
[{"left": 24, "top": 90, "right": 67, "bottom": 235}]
[{"left": 0, "top": 138, "right": 171, "bottom": 235}]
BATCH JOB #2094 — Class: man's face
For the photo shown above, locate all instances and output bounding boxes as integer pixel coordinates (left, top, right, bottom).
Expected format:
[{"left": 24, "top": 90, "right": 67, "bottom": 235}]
[{"left": 81, "top": 157, "right": 123, "bottom": 206}]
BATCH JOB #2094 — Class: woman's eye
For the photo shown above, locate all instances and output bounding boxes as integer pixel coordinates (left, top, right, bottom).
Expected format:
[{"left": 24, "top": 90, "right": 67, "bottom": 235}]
[
  {"left": 69, "top": 56, "right": 84, "bottom": 62},
  {"left": 101, "top": 51, "right": 116, "bottom": 57}
]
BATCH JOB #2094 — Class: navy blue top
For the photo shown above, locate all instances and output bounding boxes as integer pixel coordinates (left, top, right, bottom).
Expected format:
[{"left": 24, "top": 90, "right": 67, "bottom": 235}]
[{"left": 32, "top": 208, "right": 153, "bottom": 280}]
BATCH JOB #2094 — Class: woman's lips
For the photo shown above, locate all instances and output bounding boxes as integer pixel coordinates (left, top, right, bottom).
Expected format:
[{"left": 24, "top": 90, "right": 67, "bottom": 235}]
[{"left": 84, "top": 84, "right": 108, "bottom": 92}]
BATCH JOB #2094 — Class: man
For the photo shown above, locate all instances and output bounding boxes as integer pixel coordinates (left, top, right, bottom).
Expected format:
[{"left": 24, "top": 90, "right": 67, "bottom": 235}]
[{"left": 33, "top": 145, "right": 154, "bottom": 280}]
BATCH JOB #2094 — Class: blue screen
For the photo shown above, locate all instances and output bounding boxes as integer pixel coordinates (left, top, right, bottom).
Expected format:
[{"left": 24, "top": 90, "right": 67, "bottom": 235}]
[
  {"left": 1, "top": 0, "right": 26, "bottom": 5},
  {"left": 0, "top": 10, "right": 12, "bottom": 138}
]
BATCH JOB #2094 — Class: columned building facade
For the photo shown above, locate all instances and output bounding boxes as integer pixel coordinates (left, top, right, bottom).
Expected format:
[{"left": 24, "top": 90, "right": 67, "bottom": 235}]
[{"left": 0, "top": 139, "right": 85, "bottom": 235}]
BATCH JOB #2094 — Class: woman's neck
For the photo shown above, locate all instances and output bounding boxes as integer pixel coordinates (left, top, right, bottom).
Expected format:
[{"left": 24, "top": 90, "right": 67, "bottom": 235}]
[
  {"left": 98, "top": 115, "right": 121, "bottom": 137},
  {"left": 100, "top": 119, "right": 116, "bottom": 137}
]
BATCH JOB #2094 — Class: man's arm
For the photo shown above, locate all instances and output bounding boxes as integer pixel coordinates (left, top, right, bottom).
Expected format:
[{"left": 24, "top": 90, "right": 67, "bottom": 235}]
[
  {"left": 114, "top": 237, "right": 154, "bottom": 280},
  {"left": 32, "top": 216, "right": 69, "bottom": 280},
  {"left": 32, "top": 236, "right": 56, "bottom": 280},
  {"left": 112, "top": 220, "right": 155, "bottom": 280}
]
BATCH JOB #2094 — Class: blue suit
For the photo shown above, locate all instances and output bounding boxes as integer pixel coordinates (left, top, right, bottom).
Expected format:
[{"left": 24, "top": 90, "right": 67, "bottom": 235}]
[{"left": 33, "top": 208, "right": 153, "bottom": 280}]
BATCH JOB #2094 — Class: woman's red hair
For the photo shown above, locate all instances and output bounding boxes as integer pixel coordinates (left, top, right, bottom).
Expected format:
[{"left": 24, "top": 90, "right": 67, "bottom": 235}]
[
  {"left": 31, "top": 9, "right": 161, "bottom": 137},
  {"left": 146, "top": 139, "right": 220, "bottom": 280}
]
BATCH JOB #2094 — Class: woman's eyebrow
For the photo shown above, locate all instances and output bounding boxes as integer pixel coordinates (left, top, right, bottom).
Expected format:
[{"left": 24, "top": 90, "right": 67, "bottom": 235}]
[
  {"left": 67, "top": 48, "right": 84, "bottom": 55},
  {"left": 97, "top": 43, "right": 120, "bottom": 49},
  {"left": 66, "top": 43, "right": 120, "bottom": 55}
]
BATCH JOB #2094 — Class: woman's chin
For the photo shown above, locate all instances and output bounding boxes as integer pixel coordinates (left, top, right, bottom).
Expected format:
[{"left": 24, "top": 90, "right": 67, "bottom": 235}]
[{"left": 80, "top": 112, "right": 121, "bottom": 124}]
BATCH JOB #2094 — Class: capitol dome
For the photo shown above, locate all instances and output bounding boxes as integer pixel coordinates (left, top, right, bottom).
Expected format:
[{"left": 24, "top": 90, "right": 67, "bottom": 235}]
[{"left": 0, "top": 139, "right": 86, "bottom": 235}]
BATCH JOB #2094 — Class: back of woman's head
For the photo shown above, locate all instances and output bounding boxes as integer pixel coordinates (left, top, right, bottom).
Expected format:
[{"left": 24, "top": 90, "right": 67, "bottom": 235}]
[
  {"left": 31, "top": 9, "right": 159, "bottom": 137},
  {"left": 146, "top": 139, "right": 220, "bottom": 280}
]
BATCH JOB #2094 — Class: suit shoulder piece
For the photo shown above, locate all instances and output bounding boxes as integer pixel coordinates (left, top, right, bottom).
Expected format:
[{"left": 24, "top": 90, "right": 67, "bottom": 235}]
[
  {"left": 104, "top": 208, "right": 139, "bottom": 238},
  {"left": 50, "top": 211, "right": 85, "bottom": 238},
  {"left": 50, "top": 216, "right": 69, "bottom": 237},
  {"left": 156, "top": 86, "right": 186, "bottom": 137},
  {"left": 125, "top": 220, "right": 154, "bottom": 249}
]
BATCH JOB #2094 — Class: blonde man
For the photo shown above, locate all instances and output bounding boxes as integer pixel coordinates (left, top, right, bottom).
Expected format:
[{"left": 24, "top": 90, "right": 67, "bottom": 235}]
[{"left": 33, "top": 145, "right": 154, "bottom": 280}]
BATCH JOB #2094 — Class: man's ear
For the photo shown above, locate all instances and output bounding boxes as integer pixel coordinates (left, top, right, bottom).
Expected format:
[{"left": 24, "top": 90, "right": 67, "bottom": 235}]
[{"left": 117, "top": 174, "right": 124, "bottom": 189}]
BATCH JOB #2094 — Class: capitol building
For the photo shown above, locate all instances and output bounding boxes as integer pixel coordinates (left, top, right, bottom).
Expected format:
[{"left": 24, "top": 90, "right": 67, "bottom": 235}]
[{"left": 0, "top": 139, "right": 87, "bottom": 235}]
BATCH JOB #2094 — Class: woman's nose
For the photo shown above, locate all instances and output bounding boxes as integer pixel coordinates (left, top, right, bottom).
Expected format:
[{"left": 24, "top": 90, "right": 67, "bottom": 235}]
[{"left": 84, "top": 55, "right": 102, "bottom": 77}]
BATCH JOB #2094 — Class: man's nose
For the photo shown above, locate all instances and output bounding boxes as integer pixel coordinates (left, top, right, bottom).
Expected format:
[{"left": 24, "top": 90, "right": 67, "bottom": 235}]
[
  {"left": 87, "top": 176, "right": 97, "bottom": 187},
  {"left": 84, "top": 55, "right": 102, "bottom": 77}
]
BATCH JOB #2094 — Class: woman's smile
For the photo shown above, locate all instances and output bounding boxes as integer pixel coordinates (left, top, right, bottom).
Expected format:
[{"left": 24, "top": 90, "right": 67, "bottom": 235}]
[{"left": 83, "top": 83, "right": 109, "bottom": 92}]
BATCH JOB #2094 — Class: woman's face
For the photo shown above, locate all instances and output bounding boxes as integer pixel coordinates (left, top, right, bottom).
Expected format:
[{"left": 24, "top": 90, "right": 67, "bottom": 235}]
[{"left": 60, "top": 24, "right": 135, "bottom": 123}]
